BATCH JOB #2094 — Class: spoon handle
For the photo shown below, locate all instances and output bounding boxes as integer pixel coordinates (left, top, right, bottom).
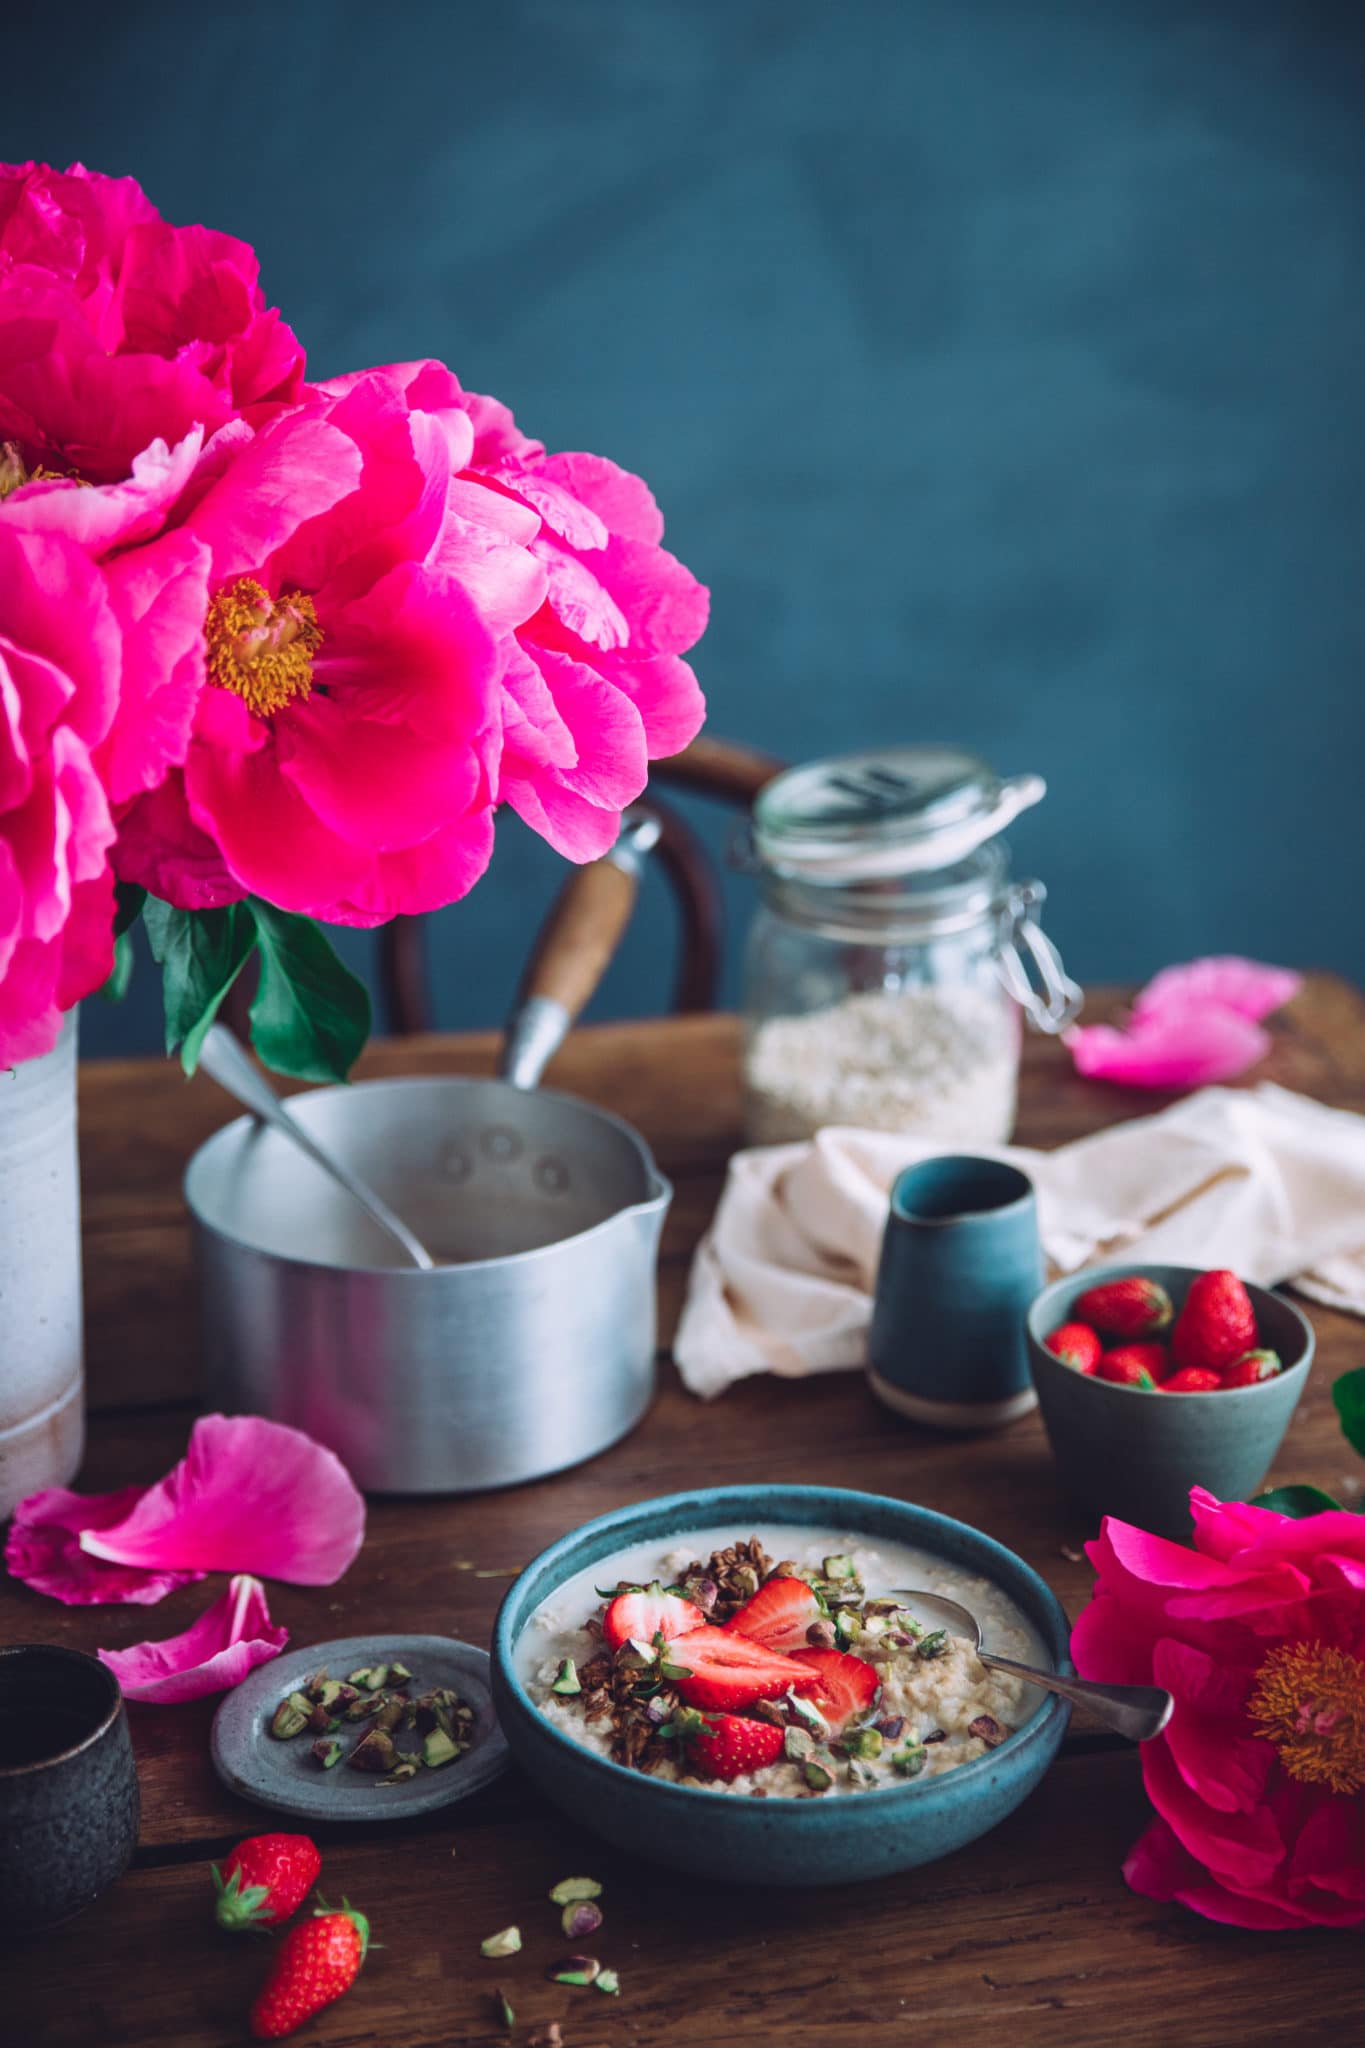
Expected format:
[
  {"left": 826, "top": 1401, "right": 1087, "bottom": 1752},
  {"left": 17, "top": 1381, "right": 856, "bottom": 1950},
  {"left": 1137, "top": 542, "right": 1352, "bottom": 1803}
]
[
  {"left": 198, "top": 1025, "right": 437, "bottom": 1272},
  {"left": 979, "top": 1650, "right": 1173, "bottom": 1743}
]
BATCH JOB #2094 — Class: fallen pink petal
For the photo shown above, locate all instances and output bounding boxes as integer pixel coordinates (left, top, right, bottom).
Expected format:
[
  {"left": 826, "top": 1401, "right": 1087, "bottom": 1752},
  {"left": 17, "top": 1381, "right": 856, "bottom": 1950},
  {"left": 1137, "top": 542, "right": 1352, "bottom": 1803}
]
[
  {"left": 97, "top": 1574, "right": 288, "bottom": 1703},
  {"left": 1132, "top": 957, "right": 1303, "bottom": 1025},
  {"left": 76, "top": 1414, "right": 365, "bottom": 1585},
  {"left": 1064, "top": 1001, "right": 1273, "bottom": 1089},
  {"left": 6, "top": 1415, "right": 365, "bottom": 1605},
  {"left": 4, "top": 1481, "right": 207, "bottom": 1607}
]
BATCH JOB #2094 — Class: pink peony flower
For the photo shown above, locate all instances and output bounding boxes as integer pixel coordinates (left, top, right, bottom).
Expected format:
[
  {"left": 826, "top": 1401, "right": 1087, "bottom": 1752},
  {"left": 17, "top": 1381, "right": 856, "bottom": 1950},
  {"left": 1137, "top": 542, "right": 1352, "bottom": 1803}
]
[
  {"left": 98, "top": 1574, "right": 288, "bottom": 1703},
  {"left": 1073, "top": 1487, "right": 1365, "bottom": 1927},
  {"left": 320, "top": 361, "right": 709, "bottom": 863},
  {"left": 0, "top": 161, "right": 303, "bottom": 486},
  {"left": 6, "top": 1413, "right": 366, "bottom": 1603},
  {"left": 1066, "top": 955, "right": 1301, "bottom": 1090},
  {"left": 115, "top": 370, "right": 544, "bottom": 922}
]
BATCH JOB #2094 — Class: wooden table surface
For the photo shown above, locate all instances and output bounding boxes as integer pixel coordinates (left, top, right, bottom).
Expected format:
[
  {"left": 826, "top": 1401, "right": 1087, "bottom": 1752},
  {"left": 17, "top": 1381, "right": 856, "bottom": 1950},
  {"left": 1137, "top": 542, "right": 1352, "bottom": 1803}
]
[{"left": 8, "top": 978, "right": 1365, "bottom": 2048}]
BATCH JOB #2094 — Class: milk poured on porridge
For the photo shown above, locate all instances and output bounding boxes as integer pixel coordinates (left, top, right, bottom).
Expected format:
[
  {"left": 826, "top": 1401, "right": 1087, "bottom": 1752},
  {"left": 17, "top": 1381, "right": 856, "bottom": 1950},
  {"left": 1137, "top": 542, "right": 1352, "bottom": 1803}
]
[{"left": 517, "top": 1524, "right": 1050, "bottom": 1798}]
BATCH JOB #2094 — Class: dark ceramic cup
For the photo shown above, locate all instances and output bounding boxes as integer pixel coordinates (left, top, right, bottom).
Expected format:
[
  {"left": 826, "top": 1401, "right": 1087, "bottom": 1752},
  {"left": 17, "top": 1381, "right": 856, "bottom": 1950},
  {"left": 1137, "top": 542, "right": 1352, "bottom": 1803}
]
[
  {"left": 867, "top": 1155, "right": 1042, "bottom": 1430},
  {"left": 0, "top": 1644, "right": 139, "bottom": 1934}
]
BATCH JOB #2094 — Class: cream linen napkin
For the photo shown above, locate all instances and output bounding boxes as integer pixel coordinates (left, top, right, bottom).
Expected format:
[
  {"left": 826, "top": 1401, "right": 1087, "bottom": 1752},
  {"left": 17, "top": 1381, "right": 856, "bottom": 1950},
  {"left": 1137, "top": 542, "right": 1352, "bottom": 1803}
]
[{"left": 673, "top": 1083, "right": 1365, "bottom": 1399}]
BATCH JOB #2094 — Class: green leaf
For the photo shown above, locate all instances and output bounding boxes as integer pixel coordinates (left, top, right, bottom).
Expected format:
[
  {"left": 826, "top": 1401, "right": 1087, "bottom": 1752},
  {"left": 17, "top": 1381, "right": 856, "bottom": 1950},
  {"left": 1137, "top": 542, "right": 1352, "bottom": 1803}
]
[
  {"left": 246, "top": 900, "right": 370, "bottom": 1083},
  {"left": 98, "top": 928, "right": 135, "bottom": 1004},
  {"left": 143, "top": 899, "right": 257, "bottom": 1074},
  {"left": 1248, "top": 1484, "right": 1342, "bottom": 1518},
  {"left": 1332, "top": 1367, "right": 1365, "bottom": 1460},
  {"left": 113, "top": 881, "right": 146, "bottom": 939}
]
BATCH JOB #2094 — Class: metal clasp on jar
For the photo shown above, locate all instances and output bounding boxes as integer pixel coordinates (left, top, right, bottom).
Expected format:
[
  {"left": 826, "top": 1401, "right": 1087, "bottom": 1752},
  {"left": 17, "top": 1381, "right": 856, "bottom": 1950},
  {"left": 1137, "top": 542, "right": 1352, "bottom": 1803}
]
[{"left": 994, "top": 881, "right": 1083, "bottom": 1033}]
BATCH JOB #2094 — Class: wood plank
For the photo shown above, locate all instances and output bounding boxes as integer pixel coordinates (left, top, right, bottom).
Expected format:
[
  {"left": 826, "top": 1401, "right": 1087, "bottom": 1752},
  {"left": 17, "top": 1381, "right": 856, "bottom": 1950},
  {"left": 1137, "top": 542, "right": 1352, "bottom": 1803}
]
[{"left": 10, "top": 1749, "right": 1357, "bottom": 2048}]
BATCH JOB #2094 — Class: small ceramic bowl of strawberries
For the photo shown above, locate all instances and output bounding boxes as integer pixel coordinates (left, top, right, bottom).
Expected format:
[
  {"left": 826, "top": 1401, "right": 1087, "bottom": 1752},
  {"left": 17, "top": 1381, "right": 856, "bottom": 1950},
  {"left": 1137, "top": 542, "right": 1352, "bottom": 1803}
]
[{"left": 1025, "top": 1263, "right": 1314, "bottom": 1538}]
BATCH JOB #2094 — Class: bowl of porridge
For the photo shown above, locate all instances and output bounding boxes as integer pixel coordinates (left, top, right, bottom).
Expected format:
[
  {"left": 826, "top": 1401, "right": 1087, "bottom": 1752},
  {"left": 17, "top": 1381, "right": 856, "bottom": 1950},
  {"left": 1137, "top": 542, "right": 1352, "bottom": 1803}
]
[{"left": 491, "top": 1484, "right": 1071, "bottom": 1884}]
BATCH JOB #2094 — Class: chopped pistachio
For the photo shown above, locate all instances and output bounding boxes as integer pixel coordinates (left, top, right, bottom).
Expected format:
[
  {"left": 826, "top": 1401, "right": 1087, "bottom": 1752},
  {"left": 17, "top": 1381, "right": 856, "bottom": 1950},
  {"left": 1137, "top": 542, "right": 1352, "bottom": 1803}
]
[
  {"left": 596, "top": 1967, "right": 621, "bottom": 1996},
  {"left": 347, "top": 1727, "right": 398, "bottom": 1773},
  {"left": 375, "top": 1695, "right": 406, "bottom": 1733},
  {"left": 845, "top": 1756, "right": 878, "bottom": 1787},
  {"left": 750, "top": 1699, "right": 787, "bottom": 1727},
  {"left": 834, "top": 1609, "right": 862, "bottom": 1645},
  {"left": 783, "top": 1725, "right": 815, "bottom": 1763},
  {"left": 301, "top": 1668, "right": 330, "bottom": 1697},
  {"left": 732, "top": 1564, "right": 760, "bottom": 1598},
  {"left": 561, "top": 1899, "right": 604, "bottom": 1939},
  {"left": 803, "top": 1752, "right": 837, "bottom": 1791},
  {"left": 387, "top": 1661, "right": 413, "bottom": 1683},
  {"left": 804, "top": 1618, "right": 837, "bottom": 1650},
  {"left": 842, "top": 1726, "right": 883, "bottom": 1761},
  {"left": 314, "top": 1679, "right": 344, "bottom": 1708},
  {"left": 380, "top": 1757, "right": 422, "bottom": 1784},
  {"left": 822, "top": 1554, "right": 858, "bottom": 1581},
  {"left": 269, "top": 1697, "right": 309, "bottom": 1740},
  {"left": 421, "top": 1727, "right": 461, "bottom": 1769},
  {"left": 785, "top": 1690, "right": 830, "bottom": 1737},
  {"left": 311, "top": 1737, "right": 344, "bottom": 1769},
  {"left": 875, "top": 1714, "right": 907, "bottom": 1742},
  {"left": 547, "top": 1955, "right": 600, "bottom": 1985},
  {"left": 343, "top": 1690, "right": 385, "bottom": 1722},
  {"left": 495, "top": 1987, "right": 515, "bottom": 2030},
  {"left": 548, "top": 1876, "right": 603, "bottom": 1905},
  {"left": 968, "top": 1713, "right": 1010, "bottom": 1749},
  {"left": 893, "top": 1742, "right": 928, "bottom": 1777},
  {"left": 923, "top": 1727, "right": 948, "bottom": 1744},
  {"left": 347, "top": 1664, "right": 389, "bottom": 1690},
  {"left": 480, "top": 1925, "right": 522, "bottom": 1959},
  {"left": 550, "top": 1657, "right": 582, "bottom": 1697},
  {"left": 915, "top": 1630, "right": 949, "bottom": 1661}
]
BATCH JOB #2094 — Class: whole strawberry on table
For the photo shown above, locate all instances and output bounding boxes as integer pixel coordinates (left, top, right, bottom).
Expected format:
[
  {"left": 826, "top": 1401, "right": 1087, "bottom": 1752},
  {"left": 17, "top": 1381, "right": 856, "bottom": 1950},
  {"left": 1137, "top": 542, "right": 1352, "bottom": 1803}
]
[
  {"left": 1045, "top": 1269, "right": 1282, "bottom": 1392},
  {"left": 210, "top": 1832, "right": 372, "bottom": 2038}
]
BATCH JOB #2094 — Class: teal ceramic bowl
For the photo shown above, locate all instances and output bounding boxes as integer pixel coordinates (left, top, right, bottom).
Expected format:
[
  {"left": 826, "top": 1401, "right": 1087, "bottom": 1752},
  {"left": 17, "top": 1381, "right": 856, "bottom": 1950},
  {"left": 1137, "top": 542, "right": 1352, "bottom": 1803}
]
[
  {"left": 491, "top": 1484, "right": 1071, "bottom": 1886},
  {"left": 1027, "top": 1263, "right": 1314, "bottom": 1539}
]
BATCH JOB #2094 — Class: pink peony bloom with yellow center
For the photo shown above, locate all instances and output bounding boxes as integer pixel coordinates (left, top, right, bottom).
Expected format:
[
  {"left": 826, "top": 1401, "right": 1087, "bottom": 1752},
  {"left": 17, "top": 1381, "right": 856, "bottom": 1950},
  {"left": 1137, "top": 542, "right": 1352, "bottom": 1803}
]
[
  {"left": 115, "top": 368, "right": 547, "bottom": 924},
  {"left": 1073, "top": 1486, "right": 1365, "bottom": 1928}
]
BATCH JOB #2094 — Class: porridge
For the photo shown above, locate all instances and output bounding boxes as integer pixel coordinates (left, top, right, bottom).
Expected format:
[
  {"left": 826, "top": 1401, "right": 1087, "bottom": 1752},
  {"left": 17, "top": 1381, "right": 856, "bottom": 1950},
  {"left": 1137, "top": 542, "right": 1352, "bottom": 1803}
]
[{"left": 517, "top": 1523, "right": 1049, "bottom": 1798}]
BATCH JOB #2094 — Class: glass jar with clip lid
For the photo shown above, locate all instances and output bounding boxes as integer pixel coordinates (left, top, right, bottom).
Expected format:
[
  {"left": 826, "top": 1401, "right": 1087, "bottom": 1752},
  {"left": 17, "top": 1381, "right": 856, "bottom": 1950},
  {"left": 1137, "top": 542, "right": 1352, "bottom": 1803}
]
[{"left": 740, "top": 746, "right": 1082, "bottom": 1145}]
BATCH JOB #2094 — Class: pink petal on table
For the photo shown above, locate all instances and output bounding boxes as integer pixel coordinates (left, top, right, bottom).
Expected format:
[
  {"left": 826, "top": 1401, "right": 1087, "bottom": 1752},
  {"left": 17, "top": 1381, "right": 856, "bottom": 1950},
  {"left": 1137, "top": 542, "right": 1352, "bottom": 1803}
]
[
  {"left": 77, "top": 1414, "right": 365, "bottom": 1585},
  {"left": 5, "top": 1482, "right": 206, "bottom": 1606},
  {"left": 1064, "top": 1003, "right": 1271, "bottom": 1089},
  {"left": 1132, "top": 957, "right": 1302, "bottom": 1025},
  {"left": 97, "top": 1574, "right": 288, "bottom": 1703}
]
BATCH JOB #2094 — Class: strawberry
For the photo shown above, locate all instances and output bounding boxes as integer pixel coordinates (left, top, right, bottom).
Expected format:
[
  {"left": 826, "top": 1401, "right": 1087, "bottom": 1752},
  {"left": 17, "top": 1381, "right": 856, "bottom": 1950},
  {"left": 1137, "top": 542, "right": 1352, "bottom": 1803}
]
[
  {"left": 683, "top": 1710, "right": 786, "bottom": 1781},
  {"left": 249, "top": 1899, "right": 369, "bottom": 2040},
  {"left": 1044, "top": 1322, "right": 1102, "bottom": 1374},
  {"left": 1172, "top": 1269, "right": 1258, "bottom": 1372},
  {"left": 1162, "top": 1366, "right": 1222, "bottom": 1393},
  {"left": 726, "top": 1575, "right": 825, "bottom": 1651},
  {"left": 670, "top": 1625, "right": 818, "bottom": 1710},
  {"left": 786, "top": 1647, "right": 880, "bottom": 1733},
  {"left": 1073, "top": 1276, "right": 1173, "bottom": 1339},
  {"left": 213, "top": 1834, "right": 322, "bottom": 1932},
  {"left": 602, "top": 1583, "right": 705, "bottom": 1652},
  {"left": 1095, "top": 1351, "right": 1158, "bottom": 1390},
  {"left": 1100, "top": 1341, "right": 1172, "bottom": 1385},
  {"left": 1221, "top": 1348, "right": 1283, "bottom": 1388}
]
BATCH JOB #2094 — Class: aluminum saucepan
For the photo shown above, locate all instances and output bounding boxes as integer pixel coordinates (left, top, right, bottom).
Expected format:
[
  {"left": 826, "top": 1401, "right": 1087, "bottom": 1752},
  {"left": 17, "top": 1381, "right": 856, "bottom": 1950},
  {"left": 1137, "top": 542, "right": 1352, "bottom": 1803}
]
[{"left": 185, "top": 817, "right": 672, "bottom": 1494}]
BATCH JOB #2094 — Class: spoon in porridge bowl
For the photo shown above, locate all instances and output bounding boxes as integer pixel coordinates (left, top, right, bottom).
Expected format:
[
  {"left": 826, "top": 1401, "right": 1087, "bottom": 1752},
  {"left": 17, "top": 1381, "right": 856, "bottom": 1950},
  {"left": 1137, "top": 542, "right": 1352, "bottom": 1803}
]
[{"left": 893, "top": 1589, "right": 1174, "bottom": 1743}]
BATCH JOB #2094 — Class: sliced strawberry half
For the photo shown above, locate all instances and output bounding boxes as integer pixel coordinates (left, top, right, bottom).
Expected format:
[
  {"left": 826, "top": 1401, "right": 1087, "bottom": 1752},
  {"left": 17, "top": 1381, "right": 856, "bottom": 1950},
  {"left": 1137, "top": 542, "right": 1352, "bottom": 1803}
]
[
  {"left": 602, "top": 1585, "right": 706, "bottom": 1652},
  {"left": 669, "top": 1626, "right": 818, "bottom": 1710},
  {"left": 683, "top": 1711, "right": 786, "bottom": 1782},
  {"left": 787, "top": 1647, "right": 880, "bottom": 1733},
  {"left": 725, "top": 1576, "right": 824, "bottom": 1652}
]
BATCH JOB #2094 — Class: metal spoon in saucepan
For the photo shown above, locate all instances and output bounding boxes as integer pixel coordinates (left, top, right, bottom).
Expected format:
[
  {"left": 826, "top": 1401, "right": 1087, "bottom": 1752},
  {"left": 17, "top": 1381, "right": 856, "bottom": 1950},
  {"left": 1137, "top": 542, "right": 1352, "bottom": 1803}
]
[
  {"left": 892, "top": 1588, "right": 1174, "bottom": 1742},
  {"left": 197, "top": 1023, "right": 437, "bottom": 1271}
]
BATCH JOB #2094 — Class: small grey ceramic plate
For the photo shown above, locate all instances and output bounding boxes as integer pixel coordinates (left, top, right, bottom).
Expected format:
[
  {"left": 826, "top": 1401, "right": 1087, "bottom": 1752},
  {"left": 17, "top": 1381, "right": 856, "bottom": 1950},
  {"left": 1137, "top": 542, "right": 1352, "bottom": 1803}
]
[{"left": 210, "top": 1634, "right": 508, "bottom": 1823}]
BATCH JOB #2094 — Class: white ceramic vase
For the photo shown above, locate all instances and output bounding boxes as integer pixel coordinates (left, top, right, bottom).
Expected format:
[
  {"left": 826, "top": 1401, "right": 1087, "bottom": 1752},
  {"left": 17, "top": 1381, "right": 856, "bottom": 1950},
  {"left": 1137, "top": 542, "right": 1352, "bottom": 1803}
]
[{"left": 0, "top": 1009, "right": 84, "bottom": 1518}]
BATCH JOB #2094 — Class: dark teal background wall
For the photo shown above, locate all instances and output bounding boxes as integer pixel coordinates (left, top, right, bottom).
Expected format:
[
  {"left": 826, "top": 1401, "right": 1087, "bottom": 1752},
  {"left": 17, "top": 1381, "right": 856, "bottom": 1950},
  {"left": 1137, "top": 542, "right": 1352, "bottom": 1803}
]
[{"left": 11, "top": 0, "right": 1364, "bottom": 1055}]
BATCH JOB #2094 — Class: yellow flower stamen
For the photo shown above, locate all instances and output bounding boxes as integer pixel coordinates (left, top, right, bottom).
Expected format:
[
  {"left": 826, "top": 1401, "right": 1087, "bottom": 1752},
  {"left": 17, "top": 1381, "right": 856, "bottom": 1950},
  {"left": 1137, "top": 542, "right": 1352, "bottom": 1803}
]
[
  {"left": 205, "top": 577, "right": 322, "bottom": 720},
  {"left": 1248, "top": 1641, "right": 1365, "bottom": 1796},
  {"left": 0, "top": 439, "right": 78, "bottom": 500}
]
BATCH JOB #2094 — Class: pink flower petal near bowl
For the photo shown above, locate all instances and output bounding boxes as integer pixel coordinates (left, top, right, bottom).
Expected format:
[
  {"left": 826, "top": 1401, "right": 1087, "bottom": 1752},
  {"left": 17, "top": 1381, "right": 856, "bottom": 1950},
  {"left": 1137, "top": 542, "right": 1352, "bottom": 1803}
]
[
  {"left": 1065, "top": 955, "right": 1302, "bottom": 1089},
  {"left": 1073, "top": 1486, "right": 1365, "bottom": 1928},
  {"left": 98, "top": 1574, "right": 288, "bottom": 1703},
  {"left": 6, "top": 1414, "right": 365, "bottom": 1604}
]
